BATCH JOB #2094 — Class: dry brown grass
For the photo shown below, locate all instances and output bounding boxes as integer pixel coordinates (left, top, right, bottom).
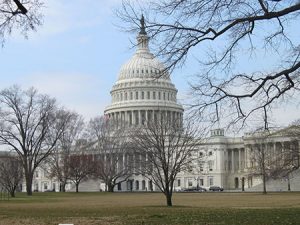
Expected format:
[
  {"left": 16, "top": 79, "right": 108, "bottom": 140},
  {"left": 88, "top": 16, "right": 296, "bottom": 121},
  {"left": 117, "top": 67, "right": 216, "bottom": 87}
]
[{"left": 0, "top": 192, "right": 300, "bottom": 225}]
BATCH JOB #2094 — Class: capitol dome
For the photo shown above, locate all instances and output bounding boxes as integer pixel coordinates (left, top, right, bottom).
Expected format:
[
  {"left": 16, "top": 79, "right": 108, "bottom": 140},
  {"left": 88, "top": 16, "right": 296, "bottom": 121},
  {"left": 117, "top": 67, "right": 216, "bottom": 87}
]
[
  {"left": 104, "top": 17, "right": 183, "bottom": 126},
  {"left": 117, "top": 33, "right": 170, "bottom": 82}
]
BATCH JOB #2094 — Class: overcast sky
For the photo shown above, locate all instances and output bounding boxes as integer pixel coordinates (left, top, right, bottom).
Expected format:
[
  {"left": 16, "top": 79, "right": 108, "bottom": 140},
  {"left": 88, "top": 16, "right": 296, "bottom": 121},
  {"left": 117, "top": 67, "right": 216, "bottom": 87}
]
[{"left": 0, "top": 0, "right": 299, "bottom": 133}]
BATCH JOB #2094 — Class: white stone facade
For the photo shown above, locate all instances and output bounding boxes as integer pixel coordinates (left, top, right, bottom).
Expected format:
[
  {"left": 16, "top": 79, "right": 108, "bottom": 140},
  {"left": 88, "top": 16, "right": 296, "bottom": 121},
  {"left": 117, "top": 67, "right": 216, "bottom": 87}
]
[{"left": 26, "top": 26, "right": 300, "bottom": 193}]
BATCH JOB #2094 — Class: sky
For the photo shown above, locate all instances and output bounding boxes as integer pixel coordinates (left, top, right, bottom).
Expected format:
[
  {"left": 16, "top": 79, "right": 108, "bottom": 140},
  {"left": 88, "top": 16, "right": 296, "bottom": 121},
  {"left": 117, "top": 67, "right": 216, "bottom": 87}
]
[{"left": 0, "top": 0, "right": 299, "bottom": 133}]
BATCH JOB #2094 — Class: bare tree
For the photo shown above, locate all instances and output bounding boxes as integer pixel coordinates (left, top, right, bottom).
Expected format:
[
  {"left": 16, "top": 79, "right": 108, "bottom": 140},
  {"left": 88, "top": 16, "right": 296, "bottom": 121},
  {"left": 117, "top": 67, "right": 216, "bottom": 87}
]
[
  {"left": 249, "top": 134, "right": 272, "bottom": 194},
  {"left": 247, "top": 128, "right": 299, "bottom": 194},
  {"left": 0, "top": 0, "right": 43, "bottom": 44},
  {"left": 0, "top": 86, "right": 73, "bottom": 195},
  {"left": 0, "top": 153, "right": 23, "bottom": 197},
  {"left": 46, "top": 112, "right": 85, "bottom": 192},
  {"left": 67, "top": 145, "right": 95, "bottom": 193},
  {"left": 88, "top": 116, "right": 131, "bottom": 192},
  {"left": 272, "top": 122, "right": 300, "bottom": 191},
  {"left": 130, "top": 113, "right": 199, "bottom": 206},
  {"left": 118, "top": 0, "right": 300, "bottom": 130}
]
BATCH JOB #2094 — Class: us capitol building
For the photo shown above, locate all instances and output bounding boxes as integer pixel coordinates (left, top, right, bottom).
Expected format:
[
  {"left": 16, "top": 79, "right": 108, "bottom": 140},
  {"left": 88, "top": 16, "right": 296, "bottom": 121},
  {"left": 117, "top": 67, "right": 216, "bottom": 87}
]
[{"left": 29, "top": 22, "right": 300, "bottom": 193}]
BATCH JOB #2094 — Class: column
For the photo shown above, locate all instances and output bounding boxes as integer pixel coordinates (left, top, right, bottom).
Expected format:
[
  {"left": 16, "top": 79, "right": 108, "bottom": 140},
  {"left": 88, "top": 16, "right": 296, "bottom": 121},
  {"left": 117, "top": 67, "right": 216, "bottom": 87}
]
[
  {"left": 231, "top": 149, "right": 235, "bottom": 173},
  {"left": 139, "top": 110, "right": 142, "bottom": 125},
  {"left": 238, "top": 149, "right": 241, "bottom": 171},
  {"left": 132, "top": 110, "right": 136, "bottom": 125}
]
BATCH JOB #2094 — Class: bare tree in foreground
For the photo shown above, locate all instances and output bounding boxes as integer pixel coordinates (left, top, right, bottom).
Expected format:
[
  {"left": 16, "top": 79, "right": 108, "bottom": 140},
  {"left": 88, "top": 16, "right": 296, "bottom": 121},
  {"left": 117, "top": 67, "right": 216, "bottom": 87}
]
[
  {"left": 248, "top": 127, "right": 300, "bottom": 193},
  {"left": 88, "top": 116, "right": 131, "bottom": 192},
  {"left": 47, "top": 113, "right": 85, "bottom": 192},
  {"left": 0, "top": 154, "right": 23, "bottom": 197},
  {"left": 118, "top": 0, "right": 300, "bottom": 130},
  {"left": 67, "top": 145, "right": 95, "bottom": 193},
  {"left": 0, "top": 0, "right": 43, "bottom": 44},
  {"left": 131, "top": 113, "right": 199, "bottom": 206},
  {"left": 273, "top": 122, "right": 300, "bottom": 191},
  {"left": 0, "top": 86, "right": 73, "bottom": 195},
  {"left": 248, "top": 132, "right": 273, "bottom": 194}
]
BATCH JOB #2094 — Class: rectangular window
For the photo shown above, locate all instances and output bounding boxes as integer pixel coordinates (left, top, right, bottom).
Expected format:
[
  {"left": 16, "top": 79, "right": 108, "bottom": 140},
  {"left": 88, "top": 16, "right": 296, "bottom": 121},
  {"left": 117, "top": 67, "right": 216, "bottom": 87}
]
[
  {"left": 130, "top": 92, "right": 133, "bottom": 100},
  {"left": 153, "top": 92, "right": 156, "bottom": 99},
  {"left": 177, "top": 179, "right": 181, "bottom": 187},
  {"left": 141, "top": 91, "right": 144, "bottom": 99},
  {"left": 200, "top": 179, "right": 204, "bottom": 186},
  {"left": 209, "top": 177, "right": 214, "bottom": 186},
  {"left": 158, "top": 92, "right": 161, "bottom": 100},
  {"left": 188, "top": 180, "right": 193, "bottom": 187},
  {"left": 200, "top": 164, "right": 204, "bottom": 172},
  {"left": 135, "top": 92, "right": 138, "bottom": 100},
  {"left": 147, "top": 91, "right": 150, "bottom": 99},
  {"left": 208, "top": 160, "right": 214, "bottom": 171}
]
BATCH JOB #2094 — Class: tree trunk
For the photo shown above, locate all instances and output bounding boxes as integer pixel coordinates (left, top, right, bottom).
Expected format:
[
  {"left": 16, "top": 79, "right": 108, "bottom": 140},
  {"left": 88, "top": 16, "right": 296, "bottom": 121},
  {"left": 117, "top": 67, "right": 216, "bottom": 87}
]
[
  {"left": 10, "top": 190, "right": 15, "bottom": 198},
  {"left": 61, "top": 182, "right": 66, "bottom": 192},
  {"left": 262, "top": 173, "right": 267, "bottom": 194},
  {"left": 287, "top": 176, "right": 291, "bottom": 191},
  {"left": 25, "top": 172, "right": 33, "bottom": 196},
  {"left": 107, "top": 184, "right": 114, "bottom": 192},
  {"left": 165, "top": 193, "right": 172, "bottom": 207},
  {"left": 75, "top": 183, "right": 79, "bottom": 193},
  {"left": 242, "top": 178, "right": 245, "bottom": 192}
]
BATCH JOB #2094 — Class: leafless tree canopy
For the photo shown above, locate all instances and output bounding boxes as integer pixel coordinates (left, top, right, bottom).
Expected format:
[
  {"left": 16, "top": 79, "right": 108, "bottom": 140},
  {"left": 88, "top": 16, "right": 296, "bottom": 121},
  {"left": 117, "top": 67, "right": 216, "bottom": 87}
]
[
  {"left": 130, "top": 114, "right": 199, "bottom": 206},
  {"left": 67, "top": 147, "right": 95, "bottom": 193},
  {"left": 0, "top": 0, "right": 43, "bottom": 44},
  {"left": 0, "top": 86, "right": 73, "bottom": 195},
  {"left": 88, "top": 116, "right": 131, "bottom": 192},
  {"left": 0, "top": 154, "right": 23, "bottom": 197},
  {"left": 118, "top": 0, "right": 300, "bottom": 130},
  {"left": 248, "top": 127, "right": 300, "bottom": 193},
  {"left": 46, "top": 112, "right": 85, "bottom": 192}
]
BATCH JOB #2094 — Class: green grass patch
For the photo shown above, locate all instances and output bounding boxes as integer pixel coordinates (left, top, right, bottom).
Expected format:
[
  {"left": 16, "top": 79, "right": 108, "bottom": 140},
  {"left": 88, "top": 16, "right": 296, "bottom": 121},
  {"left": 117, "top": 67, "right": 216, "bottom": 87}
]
[{"left": 0, "top": 192, "right": 299, "bottom": 224}]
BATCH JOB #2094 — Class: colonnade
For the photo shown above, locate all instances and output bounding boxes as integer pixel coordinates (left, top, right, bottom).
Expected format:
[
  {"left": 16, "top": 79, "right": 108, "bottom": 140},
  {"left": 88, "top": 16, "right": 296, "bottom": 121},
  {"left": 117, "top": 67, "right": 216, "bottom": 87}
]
[
  {"left": 225, "top": 148, "right": 246, "bottom": 172},
  {"left": 226, "top": 140, "right": 300, "bottom": 173},
  {"left": 107, "top": 109, "right": 183, "bottom": 127}
]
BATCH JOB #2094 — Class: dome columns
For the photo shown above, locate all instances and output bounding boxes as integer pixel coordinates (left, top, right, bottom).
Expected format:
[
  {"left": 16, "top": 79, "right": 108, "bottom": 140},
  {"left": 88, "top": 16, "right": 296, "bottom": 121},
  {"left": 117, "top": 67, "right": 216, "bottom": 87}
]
[{"left": 107, "top": 109, "right": 183, "bottom": 129}]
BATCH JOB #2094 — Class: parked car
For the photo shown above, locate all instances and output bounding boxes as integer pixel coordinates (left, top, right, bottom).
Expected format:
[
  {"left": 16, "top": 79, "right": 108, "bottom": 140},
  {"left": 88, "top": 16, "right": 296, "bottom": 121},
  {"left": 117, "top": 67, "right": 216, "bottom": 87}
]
[
  {"left": 183, "top": 187, "right": 207, "bottom": 192},
  {"left": 209, "top": 186, "right": 224, "bottom": 191},
  {"left": 197, "top": 187, "right": 207, "bottom": 192}
]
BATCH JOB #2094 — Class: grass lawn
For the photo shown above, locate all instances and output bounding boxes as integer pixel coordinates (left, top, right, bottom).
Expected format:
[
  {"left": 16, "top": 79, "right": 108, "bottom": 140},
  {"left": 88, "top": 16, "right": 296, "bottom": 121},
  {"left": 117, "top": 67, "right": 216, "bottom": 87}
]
[{"left": 0, "top": 192, "right": 300, "bottom": 225}]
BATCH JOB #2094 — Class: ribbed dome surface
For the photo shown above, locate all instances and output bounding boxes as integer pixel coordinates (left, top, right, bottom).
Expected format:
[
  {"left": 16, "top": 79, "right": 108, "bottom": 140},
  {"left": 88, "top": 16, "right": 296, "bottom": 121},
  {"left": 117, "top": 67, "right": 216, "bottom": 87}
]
[
  {"left": 118, "top": 52, "right": 169, "bottom": 81},
  {"left": 117, "top": 33, "right": 170, "bottom": 82}
]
